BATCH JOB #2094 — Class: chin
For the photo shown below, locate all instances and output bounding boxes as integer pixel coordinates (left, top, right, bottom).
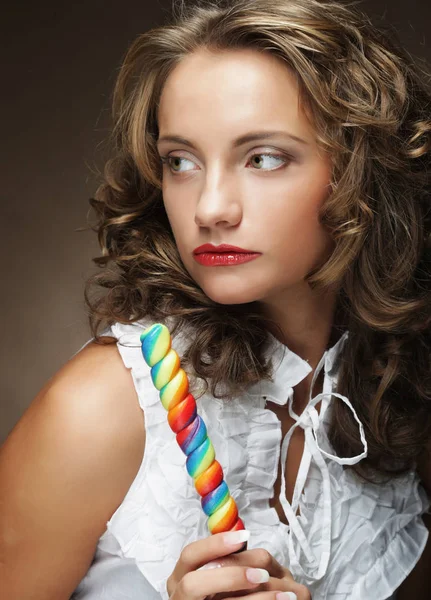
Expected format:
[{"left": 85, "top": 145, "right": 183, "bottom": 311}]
[{"left": 198, "top": 281, "right": 263, "bottom": 305}]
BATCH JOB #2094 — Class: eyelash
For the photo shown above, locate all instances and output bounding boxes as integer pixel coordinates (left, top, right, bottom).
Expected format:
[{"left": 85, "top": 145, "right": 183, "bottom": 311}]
[{"left": 159, "top": 152, "right": 291, "bottom": 175}]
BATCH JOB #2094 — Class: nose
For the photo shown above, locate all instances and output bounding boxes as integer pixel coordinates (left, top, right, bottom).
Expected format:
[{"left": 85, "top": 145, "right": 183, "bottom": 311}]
[{"left": 194, "top": 173, "right": 242, "bottom": 229}]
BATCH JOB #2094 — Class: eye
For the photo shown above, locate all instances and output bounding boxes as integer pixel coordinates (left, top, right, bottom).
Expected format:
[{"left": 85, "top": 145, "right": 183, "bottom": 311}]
[
  {"left": 160, "top": 155, "right": 195, "bottom": 173},
  {"left": 248, "top": 153, "right": 287, "bottom": 170},
  {"left": 159, "top": 152, "right": 290, "bottom": 175}
]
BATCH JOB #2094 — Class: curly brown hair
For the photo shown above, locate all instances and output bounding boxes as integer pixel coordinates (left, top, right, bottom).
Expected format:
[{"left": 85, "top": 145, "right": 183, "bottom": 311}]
[{"left": 84, "top": 0, "right": 431, "bottom": 480}]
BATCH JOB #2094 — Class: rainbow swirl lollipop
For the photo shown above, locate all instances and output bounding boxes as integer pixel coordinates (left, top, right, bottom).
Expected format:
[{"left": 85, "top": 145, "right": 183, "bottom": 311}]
[{"left": 140, "top": 323, "right": 246, "bottom": 540}]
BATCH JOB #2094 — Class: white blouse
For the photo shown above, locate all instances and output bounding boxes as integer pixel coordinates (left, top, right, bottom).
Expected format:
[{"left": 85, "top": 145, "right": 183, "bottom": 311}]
[{"left": 71, "top": 318, "right": 430, "bottom": 600}]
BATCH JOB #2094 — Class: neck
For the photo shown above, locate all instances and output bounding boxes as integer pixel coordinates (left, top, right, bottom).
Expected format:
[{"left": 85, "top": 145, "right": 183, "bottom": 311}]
[
  {"left": 261, "top": 281, "right": 342, "bottom": 368},
  {"left": 260, "top": 281, "right": 344, "bottom": 414}
]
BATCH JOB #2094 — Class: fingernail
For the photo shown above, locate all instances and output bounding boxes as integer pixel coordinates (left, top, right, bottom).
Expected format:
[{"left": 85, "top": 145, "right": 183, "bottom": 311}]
[
  {"left": 223, "top": 530, "right": 251, "bottom": 546},
  {"left": 246, "top": 568, "right": 270, "bottom": 584},
  {"left": 198, "top": 561, "right": 222, "bottom": 570},
  {"left": 276, "top": 593, "right": 297, "bottom": 600}
]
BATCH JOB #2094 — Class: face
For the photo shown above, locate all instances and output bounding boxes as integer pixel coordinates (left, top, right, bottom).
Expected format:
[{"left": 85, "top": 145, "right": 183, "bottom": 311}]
[{"left": 156, "top": 48, "right": 334, "bottom": 307}]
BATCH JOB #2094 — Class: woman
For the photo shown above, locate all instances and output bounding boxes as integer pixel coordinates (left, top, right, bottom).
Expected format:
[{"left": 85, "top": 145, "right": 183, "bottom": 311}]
[{"left": 1, "top": 0, "right": 430, "bottom": 598}]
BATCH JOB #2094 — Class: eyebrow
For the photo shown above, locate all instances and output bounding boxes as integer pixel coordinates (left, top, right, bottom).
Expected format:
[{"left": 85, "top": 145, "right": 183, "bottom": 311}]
[{"left": 156, "top": 130, "right": 309, "bottom": 150}]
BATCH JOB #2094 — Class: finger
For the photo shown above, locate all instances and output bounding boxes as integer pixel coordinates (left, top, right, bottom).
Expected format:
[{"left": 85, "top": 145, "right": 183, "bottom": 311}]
[
  {"left": 174, "top": 530, "right": 251, "bottom": 582},
  {"left": 199, "top": 547, "right": 289, "bottom": 580},
  {"left": 247, "top": 576, "right": 310, "bottom": 600},
  {"left": 174, "top": 565, "right": 270, "bottom": 600},
  {"left": 258, "top": 549, "right": 290, "bottom": 580},
  {"left": 283, "top": 582, "right": 311, "bottom": 600},
  {"left": 223, "top": 592, "right": 299, "bottom": 600}
]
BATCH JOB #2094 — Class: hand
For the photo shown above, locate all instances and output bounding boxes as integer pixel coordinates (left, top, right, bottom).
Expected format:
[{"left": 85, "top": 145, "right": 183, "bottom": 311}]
[{"left": 166, "top": 530, "right": 311, "bottom": 600}]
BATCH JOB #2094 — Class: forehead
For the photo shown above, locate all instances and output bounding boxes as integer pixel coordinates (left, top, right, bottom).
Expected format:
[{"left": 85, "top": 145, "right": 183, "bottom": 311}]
[{"left": 157, "top": 48, "right": 312, "bottom": 137}]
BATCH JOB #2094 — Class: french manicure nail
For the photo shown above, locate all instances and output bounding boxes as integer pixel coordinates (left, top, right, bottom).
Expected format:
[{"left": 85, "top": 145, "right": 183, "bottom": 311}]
[
  {"left": 198, "top": 561, "right": 222, "bottom": 570},
  {"left": 246, "top": 568, "right": 270, "bottom": 584},
  {"left": 276, "top": 593, "right": 297, "bottom": 600},
  {"left": 223, "top": 529, "right": 251, "bottom": 545}
]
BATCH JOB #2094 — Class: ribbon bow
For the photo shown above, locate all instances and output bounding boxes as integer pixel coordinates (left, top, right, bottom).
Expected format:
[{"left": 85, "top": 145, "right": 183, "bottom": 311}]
[{"left": 276, "top": 347, "right": 368, "bottom": 581}]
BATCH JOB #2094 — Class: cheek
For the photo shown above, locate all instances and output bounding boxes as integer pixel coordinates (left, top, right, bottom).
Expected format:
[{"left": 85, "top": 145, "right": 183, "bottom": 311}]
[
  {"left": 162, "top": 197, "right": 202, "bottom": 277},
  {"left": 269, "top": 178, "right": 329, "bottom": 235},
  {"left": 265, "top": 177, "right": 333, "bottom": 267},
  {"left": 162, "top": 193, "right": 189, "bottom": 244}
]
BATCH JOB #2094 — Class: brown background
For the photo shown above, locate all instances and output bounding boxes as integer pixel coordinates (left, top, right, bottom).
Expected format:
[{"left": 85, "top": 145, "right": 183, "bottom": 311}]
[{"left": 1, "top": 0, "right": 430, "bottom": 444}]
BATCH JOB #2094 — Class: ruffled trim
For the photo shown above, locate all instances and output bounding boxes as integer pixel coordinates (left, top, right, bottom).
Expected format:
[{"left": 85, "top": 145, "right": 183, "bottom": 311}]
[
  {"left": 348, "top": 476, "right": 430, "bottom": 600},
  {"left": 301, "top": 463, "right": 430, "bottom": 599},
  {"left": 198, "top": 393, "right": 292, "bottom": 567},
  {"left": 241, "top": 400, "right": 290, "bottom": 563}
]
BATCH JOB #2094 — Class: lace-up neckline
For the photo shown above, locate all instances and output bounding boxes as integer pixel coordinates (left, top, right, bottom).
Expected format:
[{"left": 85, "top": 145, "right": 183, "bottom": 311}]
[{"left": 247, "top": 328, "right": 368, "bottom": 579}]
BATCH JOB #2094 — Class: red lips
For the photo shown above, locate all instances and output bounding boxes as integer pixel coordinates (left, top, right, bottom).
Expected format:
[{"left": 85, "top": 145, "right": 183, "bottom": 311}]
[
  {"left": 193, "top": 243, "right": 256, "bottom": 254},
  {"left": 192, "top": 244, "right": 261, "bottom": 267}
]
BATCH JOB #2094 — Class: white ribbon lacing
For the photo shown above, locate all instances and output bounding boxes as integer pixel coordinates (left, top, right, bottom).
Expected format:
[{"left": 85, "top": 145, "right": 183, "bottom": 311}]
[{"left": 276, "top": 349, "right": 368, "bottom": 581}]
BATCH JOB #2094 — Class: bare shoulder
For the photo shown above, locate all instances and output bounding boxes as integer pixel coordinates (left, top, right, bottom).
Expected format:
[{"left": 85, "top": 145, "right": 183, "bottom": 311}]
[
  {"left": 0, "top": 336, "right": 146, "bottom": 600},
  {"left": 48, "top": 334, "right": 138, "bottom": 398},
  {"left": 19, "top": 335, "right": 147, "bottom": 474},
  {"left": 47, "top": 335, "right": 144, "bottom": 425}
]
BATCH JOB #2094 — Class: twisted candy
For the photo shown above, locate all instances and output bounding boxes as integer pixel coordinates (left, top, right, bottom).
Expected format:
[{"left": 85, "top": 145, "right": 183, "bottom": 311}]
[{"left": 140, "top": 323, "right": 246, "bottom": 536}]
